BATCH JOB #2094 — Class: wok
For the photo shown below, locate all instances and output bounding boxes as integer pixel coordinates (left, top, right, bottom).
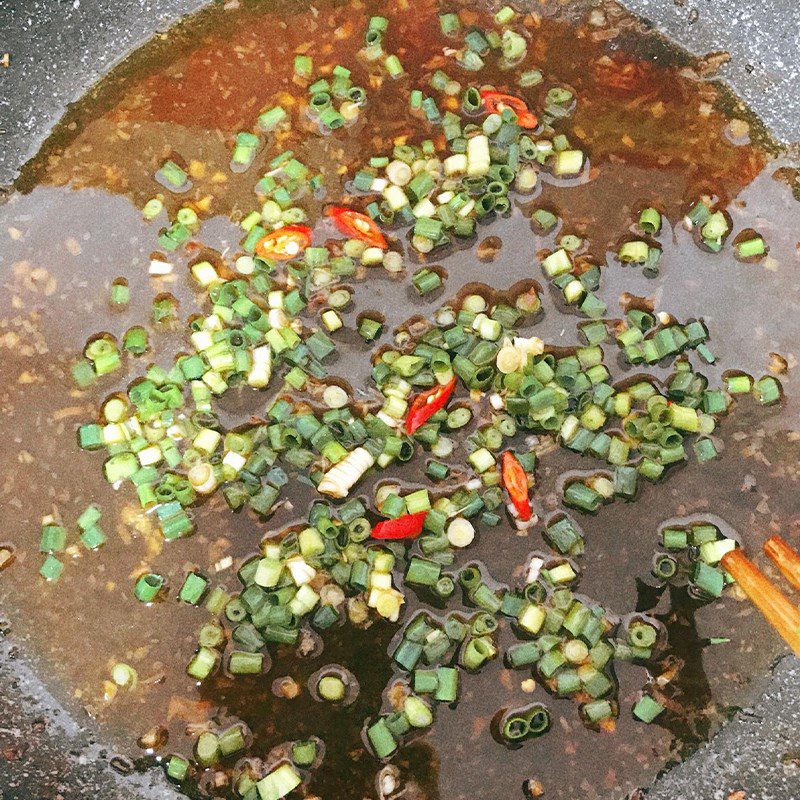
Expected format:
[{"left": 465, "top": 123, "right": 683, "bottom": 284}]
[{"left": 1, "top": 1, "right": 799, "bottom": 799}]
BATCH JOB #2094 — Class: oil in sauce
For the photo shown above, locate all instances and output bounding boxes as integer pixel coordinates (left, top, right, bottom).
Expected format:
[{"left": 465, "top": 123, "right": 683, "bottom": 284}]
[{"left": 1, "top": 1, "right": 799, "bottom": 799}]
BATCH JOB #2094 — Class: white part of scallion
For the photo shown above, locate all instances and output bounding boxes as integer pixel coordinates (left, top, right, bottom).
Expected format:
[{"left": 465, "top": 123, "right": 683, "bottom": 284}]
[
  {"left": 387, "top": 160, "right": 413, "bottom": 185},
  {"left": 457, "top": 198, "right": 475, "bottom": 217},
  {"left": 496, "top": 344, "right": 522, "bottom": 374},
  {"left": 137, "top": 445, "right": 163, "bottom": 467},
  {"left": 285, "top": 555, "right": 317, "bottom": 586},
  {"left": 516, "top": 164, "right": 538, "bottom": 192},
  {"left": 468, "top": 447, "right": 496, "bottom": 473},
  {"left": 361, "top": 247, "right": 385, "bottom": 265},
  {"left": 447, "top": 517, "right": 475, "bottom": 547},
  {"left": 526, "top": 556, "right": 544, "bottom": 584},
  {"left": 247, "top": 345, "right": 271, "bottom": 388},
  {"left": 463, "top": 294, "right": 488, "bottom": 313},
  {"left": 383, "top": 251, "right": 403, "bottom": 273},
  {"left": 444, "top": 153, "right": 468, "bottom": 175},
  {"left": 478, "top": 316, "right": 502, "bottom": 341},
  {"left": 321, "top": 309, "right": 343, "bottom": 331},
  {"left": 431, "top": 436, "right": 453, "bottom": 458},
  {"left": 467, "top": 135, "right": 490, "bottom": 176},
  {"left": 323, "top": 385, "right": 348, "bottom": 408},
  {"left": 235, "top": 255, "right": 256, "bottom": 274},
  {"left": 222, "top": 450, "right": 247, "bottom": 474},
  {"left": 413, "top": 198, "right": 437, "bottom": 218},
  {"left": 383, "top": 184, "right": 409, "bottom": 210},
  {"left": 149, "top": 258, "right": 173, "bottom": 276},
  {"left": 188, "top": 462, "right": 218, "bottom": 494},
  {"left": 554, "top": 149, "right": 584, "bottom": 176},
  {"left": 317, "top": 447, "right": 375, "bottom": 498},
  {"left": 268, "top": 308, "right": 289, "bottom": 328}
]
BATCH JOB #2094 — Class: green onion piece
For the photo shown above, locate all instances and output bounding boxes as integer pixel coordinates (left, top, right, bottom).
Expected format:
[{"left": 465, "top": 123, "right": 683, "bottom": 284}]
[
  {"left": 726, "top": 374, "right": 752, "bottom": 394},
  {"left": 406, "top": 557, "right": 441, "bottom": 586},
  {"left": 165, "top": 754, "right": 189, "bottom": 782},
  {"left": 519, "top": 69, "right": 543, "bottom": 87},
  {"left": 318, "top": 107, "right": 345, "bottom": 130},
  {"left": 157, "top": 160, "right": 189, "bottom": 191},
  {"left": 404, "top": 695, "right": 433, "bottom": 727},
  {"left": 317, "top": 674, "right": 346, "bottom": 701},
  {"left": 652, "top": 553, "right": 678, "bottom": 580},
  {"left": 179, "top": 572, "right": 208, "bottom": 604},
  {"left": 533, "top": 208, "right": 558, "bottom": 232},
  {"left": 414, "top": 669, "right": 439, "bottom": 694},
  {"left": 494, "top": 5, "right": 515, "bottom": 22},
  {"left": 291, "top": 740, "right": 317, "bottom": 767},
  {"left": 439, "top": 12, "right": 461, "bottom": 35},
  {"left": 256, "top": 763, "right": 302, "bottom": 800},
  {"left": 692, "top": 562, "right": 725, "bottom": 597},
  {"left": 501, "top": 714, "right": 529, "bottom": 742},
  {"left": 501, "top": 29, "right": 526, "bottom": 62},
  {"left": 258, "top": 105, "right": 287, "bottom": 131},
  {"left": 525, "top": 704, "right": 551, "bottom": 735},
  {"left": 110, "top": 662, "right": 137, "bottom": 689},
  {"left": 40, "top": 555, "right": 64, "bottom": 582},
  {"left": 358, "top": 317, "right": 383, "bottom": 342},
  {"left": 638, "top": 207, "right": 661, "bottom": 234},
  {"left": 464, "top": 28, "right": 489, "bottom": 53},
  {"left": 737, "top": 236, "right": 765, "bottom": 258},
  {"left": 110, "top": 279, "right": 130, "bottom": 305},
  {"left": 229, "top": 650, "right": 264, "bottom": 674},
  {"left": 368, "top": 15, "right": 389, "bottom": 31},
  {"left": 633, "top": 695, "right": 665, "bottom": 723},
  {"left": 40, "top": 523, "right": 67, "bottom": 553},
  {"left": 293, "top": 54, "right": 312, "bottom": 78},
  {"left": 619, "top": 240, "right": 649, "bottom": 263},
  {"left": 553, "top": 149, "right": 583, "bottom": 176},
  {"left": 134, "top": 572, "right": 164, "bottom": 602},
  {"left": 123, "top": 326, "right": 149, "bottom": 355},
  {"left": 754, "top": 376, "right": 781, "bottom": 405},
  {"left": 693, "top": 437, "right": 718, "bottom": 462},
  {"left": 460, "top": 636, "right": 496, "bottom": 670},
  {"left": 80, "top": 524, "right": 107, "bottom": 550},
  {"left": 702, "top": 211, "right": 729, "bottom": 243},
  {"left": 72, "top": 359, "right": 96, "bottom": 388},
  {"left": 412, "top": 268, "right": 443, "bottom": 295},
  {"left": 564, "top": 481, "right": 602, "bottom": 512},
  {"left": 217, "top": 724, "right": 246, "bottom": 757},
  {"left": 367, "top": 718, "right": 397, "bottom": 758},
  {"left": 583, "top": 699, "right": 614, "bottom": 724},
  {"left": 384, "top": 54, "right": 404, "bottom": 78},
  {"left": 186, "top": 647, "right": 218, "bottom": 680},
  {"left": 434, "top": 666, "right": 459, "bottom": 702},
  {"left": 686, "top": 200, "right": 711, "bottom": 226},
  {"left": 506, "top": 641, "right": 543, "bottom": 669},
  {"left": 142, "top": 198, "right": 163, "bottom": 219}
]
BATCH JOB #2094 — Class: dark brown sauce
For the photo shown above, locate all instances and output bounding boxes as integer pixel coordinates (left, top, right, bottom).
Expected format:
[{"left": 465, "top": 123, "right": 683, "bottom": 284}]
[{"left": 1, "top": 1, "right": 800, "bottom": 799}]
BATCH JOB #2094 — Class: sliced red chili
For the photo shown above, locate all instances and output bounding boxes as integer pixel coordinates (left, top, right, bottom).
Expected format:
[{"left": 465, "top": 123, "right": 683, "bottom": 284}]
[
  {"left": 405, "top": 376, "right": 457, "bottom": 435},
  {"left": 326, "top": 206, "right": 388, "bottom": 249},
  {"left": 255, "top": 224, "right": 312, "bottom": 260},
  {"left": 480, "top": 90, "right": 538, "bottom": 129},
  {"left": 371, "top": 510, "right": 429, "bottom": 540},
  {"left": 501, "top": 451, "right": 532, "bottom": 521}
]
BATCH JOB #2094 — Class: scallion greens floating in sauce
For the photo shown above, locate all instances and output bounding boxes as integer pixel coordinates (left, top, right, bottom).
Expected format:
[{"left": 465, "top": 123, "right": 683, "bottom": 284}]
[{"left": 7, "top": 0, "right": 793, "bottom": 798}]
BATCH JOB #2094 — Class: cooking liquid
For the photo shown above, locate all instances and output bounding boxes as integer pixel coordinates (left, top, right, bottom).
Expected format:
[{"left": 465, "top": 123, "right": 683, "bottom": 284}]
[{"left": 2, "top": 1, "right": 800, "bottom": 798}]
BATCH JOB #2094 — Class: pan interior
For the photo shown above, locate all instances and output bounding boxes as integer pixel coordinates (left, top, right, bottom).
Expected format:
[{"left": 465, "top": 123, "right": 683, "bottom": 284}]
[{"left": 1, "top": 1, "right": 799, "bottom": 799}]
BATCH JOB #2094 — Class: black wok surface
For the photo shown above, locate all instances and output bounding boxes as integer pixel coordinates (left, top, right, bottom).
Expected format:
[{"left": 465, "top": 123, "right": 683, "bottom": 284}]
[{"left": 1, "top": 2, "right": 799, "bottom": 799}]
